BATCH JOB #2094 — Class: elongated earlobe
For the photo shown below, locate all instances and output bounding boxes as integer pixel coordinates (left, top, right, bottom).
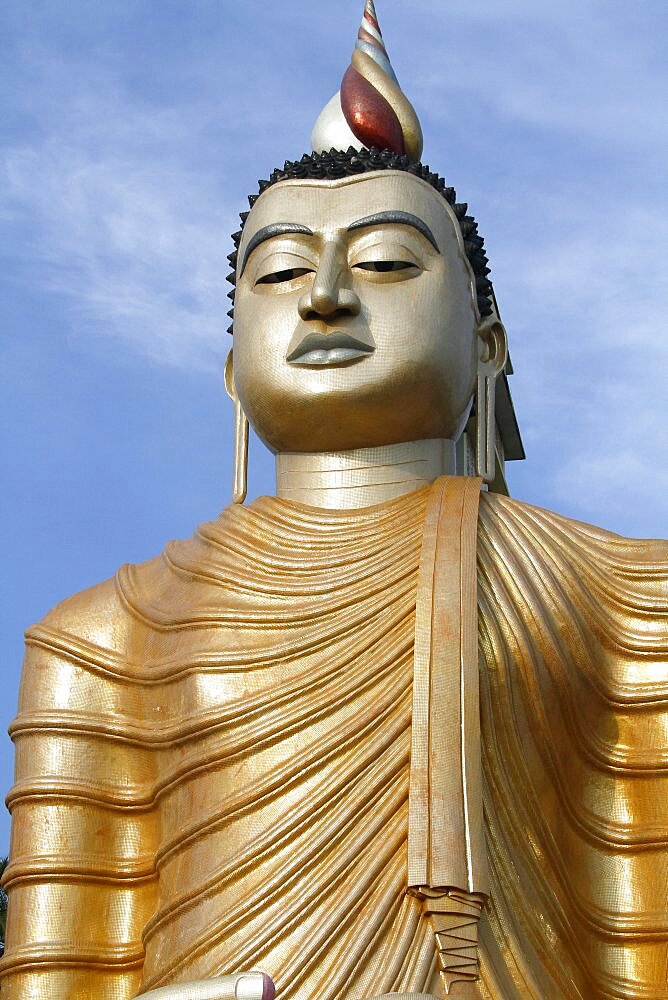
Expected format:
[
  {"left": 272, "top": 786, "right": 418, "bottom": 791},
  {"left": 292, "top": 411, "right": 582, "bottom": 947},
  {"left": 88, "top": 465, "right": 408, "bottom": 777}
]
[
  {"left": 224, "top": 350, "right": 249, "bottom": 504},
  {"left": 475, "top": 320, "right": 508, "bottom": 483}
]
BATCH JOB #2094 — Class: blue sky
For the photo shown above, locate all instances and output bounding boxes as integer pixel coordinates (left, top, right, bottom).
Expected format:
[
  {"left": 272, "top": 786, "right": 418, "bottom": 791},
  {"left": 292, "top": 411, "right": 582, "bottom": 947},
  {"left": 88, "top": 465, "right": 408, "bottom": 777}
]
[{"left": 1, "top": 0, "right": 666, "bottom": 848}]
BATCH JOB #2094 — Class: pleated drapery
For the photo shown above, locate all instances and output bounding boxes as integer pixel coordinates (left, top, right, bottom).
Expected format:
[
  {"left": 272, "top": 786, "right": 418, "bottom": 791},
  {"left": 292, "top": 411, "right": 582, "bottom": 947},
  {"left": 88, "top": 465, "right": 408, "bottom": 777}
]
[{"left": 2, "top": 484, "right": 667, "bottom": 999}]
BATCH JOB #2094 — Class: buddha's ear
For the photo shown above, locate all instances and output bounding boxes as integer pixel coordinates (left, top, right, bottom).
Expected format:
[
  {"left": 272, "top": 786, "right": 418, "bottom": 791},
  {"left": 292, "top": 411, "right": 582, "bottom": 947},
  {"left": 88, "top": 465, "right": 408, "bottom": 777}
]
[
  {"left": 476, "top": 316, "right": 508, "bottom": 379},
  {"left": 224, "top": 348, "right": 248, "bottom": 504},
  {"left": 224, "top": 348, "right": 237, "bottom": 402},
  {"left": 475, "top": 317, "right": 508, "bottom": 482}
]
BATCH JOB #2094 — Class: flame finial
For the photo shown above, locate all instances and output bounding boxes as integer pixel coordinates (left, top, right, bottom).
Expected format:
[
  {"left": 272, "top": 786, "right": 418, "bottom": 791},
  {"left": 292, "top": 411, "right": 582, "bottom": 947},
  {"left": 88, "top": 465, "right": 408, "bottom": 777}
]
[{"left": 311, "top": 1, "right": 423, "bottom": 161}]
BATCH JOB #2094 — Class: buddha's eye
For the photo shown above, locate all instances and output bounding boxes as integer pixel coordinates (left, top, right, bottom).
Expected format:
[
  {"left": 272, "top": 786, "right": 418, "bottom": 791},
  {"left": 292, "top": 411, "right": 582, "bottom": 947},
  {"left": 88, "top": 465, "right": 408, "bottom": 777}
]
[
  {"left": 353, "top": 261, "right": 418, "bottom": 273},
  {"left": 256, "top": 267, "right": 313, "bottom": 285}
]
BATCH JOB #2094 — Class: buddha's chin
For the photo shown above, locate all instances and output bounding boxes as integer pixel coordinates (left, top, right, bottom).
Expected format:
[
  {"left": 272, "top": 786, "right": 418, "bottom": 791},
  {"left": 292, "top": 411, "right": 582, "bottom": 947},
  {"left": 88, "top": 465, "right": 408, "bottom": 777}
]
[{"left": 239, "top": 379, "right": 471, "bottom": 455}]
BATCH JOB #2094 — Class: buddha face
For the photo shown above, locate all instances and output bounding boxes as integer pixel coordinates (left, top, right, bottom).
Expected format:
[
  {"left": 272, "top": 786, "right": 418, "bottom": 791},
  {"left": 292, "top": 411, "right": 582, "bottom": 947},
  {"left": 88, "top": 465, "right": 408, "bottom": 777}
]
[{"left": 233, "top": 170, "right": 481, "bottom": 453}]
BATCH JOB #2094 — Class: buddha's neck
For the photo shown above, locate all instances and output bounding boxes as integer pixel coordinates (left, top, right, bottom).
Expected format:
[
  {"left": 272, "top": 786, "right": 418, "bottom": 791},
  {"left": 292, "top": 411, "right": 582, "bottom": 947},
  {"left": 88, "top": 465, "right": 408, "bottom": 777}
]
[{"left": 275, "top": 438, "right": 456, "bottom": 509}]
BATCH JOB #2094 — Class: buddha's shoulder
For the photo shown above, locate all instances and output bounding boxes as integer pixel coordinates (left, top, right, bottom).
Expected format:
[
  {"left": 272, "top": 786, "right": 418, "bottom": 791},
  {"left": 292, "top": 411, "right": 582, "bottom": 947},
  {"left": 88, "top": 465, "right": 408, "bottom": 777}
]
[
  {"left": 479, "top": 490, "right": 668, "bottom": 574},
  {"left": 28, "top": 556, "right": 164, "bottom": 657},
  {"left": 29, "top": 508, "right": 240, "bottom": 654}
]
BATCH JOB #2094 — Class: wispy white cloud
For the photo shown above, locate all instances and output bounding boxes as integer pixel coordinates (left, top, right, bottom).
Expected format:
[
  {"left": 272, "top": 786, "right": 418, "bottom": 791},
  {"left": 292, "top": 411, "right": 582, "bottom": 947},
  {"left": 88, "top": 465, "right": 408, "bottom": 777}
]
[
  {"left": 497, "top": 197, "right": 668, "bottom": 532},
  {"left": 407, "top": 1, "right": 666, "bottom": 158},
  {"left": 1, "top": 78, "right": 240, "bottom": 369}
]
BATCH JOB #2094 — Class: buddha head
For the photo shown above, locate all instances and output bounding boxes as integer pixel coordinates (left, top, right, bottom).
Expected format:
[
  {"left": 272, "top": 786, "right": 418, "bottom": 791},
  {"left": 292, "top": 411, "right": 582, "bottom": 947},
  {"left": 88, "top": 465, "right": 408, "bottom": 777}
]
[{"left": 226, "top": 2, "right": 507, "bottom": 491}]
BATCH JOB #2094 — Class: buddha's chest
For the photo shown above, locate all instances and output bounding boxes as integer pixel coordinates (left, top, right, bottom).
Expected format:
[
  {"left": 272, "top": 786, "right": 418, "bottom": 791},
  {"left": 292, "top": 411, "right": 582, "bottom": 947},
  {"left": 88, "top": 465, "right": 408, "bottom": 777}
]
[{"left": 140, "top": 601, "right": 424, "bottom": 995}]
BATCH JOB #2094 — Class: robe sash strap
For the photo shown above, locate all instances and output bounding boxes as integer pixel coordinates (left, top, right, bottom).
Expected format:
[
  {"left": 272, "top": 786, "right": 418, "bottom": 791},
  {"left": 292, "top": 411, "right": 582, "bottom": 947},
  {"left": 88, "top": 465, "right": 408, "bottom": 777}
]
[{"left": 408, "top": 476, "right": 488, "bottom": 995}]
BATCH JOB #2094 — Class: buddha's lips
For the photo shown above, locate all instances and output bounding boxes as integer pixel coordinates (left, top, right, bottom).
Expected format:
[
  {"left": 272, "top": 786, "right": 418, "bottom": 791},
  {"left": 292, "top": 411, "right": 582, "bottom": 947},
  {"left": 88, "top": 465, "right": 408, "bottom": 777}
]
[{"left": 286, "top": 331, "right": 375, "bottom": 366}]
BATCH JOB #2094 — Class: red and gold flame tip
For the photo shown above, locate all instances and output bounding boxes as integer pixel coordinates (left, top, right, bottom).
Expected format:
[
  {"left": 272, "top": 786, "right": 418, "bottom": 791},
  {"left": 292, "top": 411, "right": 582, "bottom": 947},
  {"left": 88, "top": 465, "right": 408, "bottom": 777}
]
[{"left": 311, "top": 1, "right": 423, "bottom": 161}]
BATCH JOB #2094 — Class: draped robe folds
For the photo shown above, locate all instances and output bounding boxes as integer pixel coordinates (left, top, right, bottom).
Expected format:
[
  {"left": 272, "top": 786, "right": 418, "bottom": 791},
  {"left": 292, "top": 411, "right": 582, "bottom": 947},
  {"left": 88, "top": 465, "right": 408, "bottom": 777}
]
[{"left": 1, "top": 484, "right": 667, "bottom": 999}]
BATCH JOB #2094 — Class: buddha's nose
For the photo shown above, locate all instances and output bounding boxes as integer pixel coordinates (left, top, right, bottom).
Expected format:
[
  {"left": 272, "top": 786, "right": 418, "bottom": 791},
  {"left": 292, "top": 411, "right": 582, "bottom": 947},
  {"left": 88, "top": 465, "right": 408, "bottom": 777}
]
[{"left": 298, "top": 239, "right": 361, "bottom": 320}]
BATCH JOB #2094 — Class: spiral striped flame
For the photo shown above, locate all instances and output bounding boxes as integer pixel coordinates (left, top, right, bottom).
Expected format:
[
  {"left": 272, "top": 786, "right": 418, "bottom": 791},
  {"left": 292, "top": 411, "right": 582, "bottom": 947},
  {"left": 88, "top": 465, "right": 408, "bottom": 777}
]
[
  {"left": 353, "top": 1, "right": 398, "bottom": 86},
  {"left": 311, "top": 1, "right": 423, "bottom": 162}
]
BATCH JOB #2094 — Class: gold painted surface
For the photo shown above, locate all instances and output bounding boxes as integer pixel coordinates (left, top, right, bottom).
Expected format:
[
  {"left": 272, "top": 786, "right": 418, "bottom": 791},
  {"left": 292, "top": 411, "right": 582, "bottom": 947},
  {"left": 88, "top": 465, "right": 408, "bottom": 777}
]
[
  {"left": 409, "top": 477, "right": 487, "bottom": 994},
  {"left": 275, "top": 439, "right": 455, "bottom": 509},
  {"left": 232, "top": 172, "right": 494, "bottom": 457},
  {"left": 2, "top": 484, "right": 667, "bottom": 999}
]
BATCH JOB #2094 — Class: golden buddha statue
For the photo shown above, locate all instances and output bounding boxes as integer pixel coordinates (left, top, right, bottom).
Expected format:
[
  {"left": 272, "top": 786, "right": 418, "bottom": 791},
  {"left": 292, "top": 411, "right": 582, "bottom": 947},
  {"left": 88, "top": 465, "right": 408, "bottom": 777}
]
[{"left": 2, "top": 4, "right": 667, "bottom": 999}]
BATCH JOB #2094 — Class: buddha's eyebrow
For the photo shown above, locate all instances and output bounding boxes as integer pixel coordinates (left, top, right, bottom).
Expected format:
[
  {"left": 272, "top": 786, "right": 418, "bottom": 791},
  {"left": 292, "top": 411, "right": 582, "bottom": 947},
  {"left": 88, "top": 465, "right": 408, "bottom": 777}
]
[
  {"left": 239, "top": 223, "right": 314, "bottom": 275},
  {"left": 347, "top": 211, "right": 440, "bottom": 253}
]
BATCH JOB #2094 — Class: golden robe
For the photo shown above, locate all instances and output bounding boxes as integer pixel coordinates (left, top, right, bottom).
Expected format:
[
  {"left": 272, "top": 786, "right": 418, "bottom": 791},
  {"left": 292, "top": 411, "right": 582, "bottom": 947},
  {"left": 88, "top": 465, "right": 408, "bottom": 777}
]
[{"left": 2, "top": 484, "right": 667, "bottom": 999}]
